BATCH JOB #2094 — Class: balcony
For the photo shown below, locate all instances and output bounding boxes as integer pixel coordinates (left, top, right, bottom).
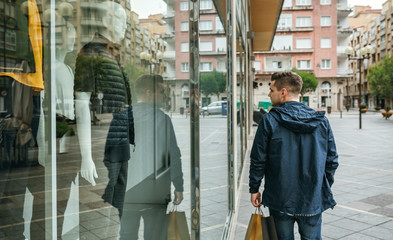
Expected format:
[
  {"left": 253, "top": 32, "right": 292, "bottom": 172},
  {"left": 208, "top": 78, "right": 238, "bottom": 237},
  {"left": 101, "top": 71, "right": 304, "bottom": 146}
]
[
  {"left": 337, "top": 46, "right": 348, "bottom": 58},
  {"left": 283, "top": 6, "right": 313, "bottom": 11},
  {"left": 337, "top": 26, "right": 352, "bottom": 35},
  {"left": 163, "top": 50, "right": 175, "bottom": 61},
  {"left": 163, "top": 11, "right": 175, "bottom": 19},
  {"left": 337, "top": 5, "right": 352, "bottom": 17},
  {"left": 337, "top": 68, "right": 353, "bottom": 77},
  {"left": 260, "top": 48, "right": 314, "bottom": 54},
  {"left": 276, "top": 27, "right": 314, "bottom": 32}
]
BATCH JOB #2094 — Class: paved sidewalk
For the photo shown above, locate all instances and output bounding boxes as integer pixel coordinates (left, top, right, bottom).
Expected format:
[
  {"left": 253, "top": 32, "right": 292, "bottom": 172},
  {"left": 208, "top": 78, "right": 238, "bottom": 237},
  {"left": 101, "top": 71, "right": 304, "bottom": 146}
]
[{"left": 233, "top": 110, "right": 393, "bottom": 239}]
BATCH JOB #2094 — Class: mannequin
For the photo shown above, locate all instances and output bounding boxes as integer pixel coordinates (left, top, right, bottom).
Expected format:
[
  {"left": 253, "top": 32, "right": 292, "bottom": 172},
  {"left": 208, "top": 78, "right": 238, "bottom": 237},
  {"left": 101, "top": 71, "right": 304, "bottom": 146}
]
[
  {"left": 74, "top": 1, "right": 129, "bottom": 186},
  {"left": 37, "top": 21, "right": 76, "bottom": 166}
]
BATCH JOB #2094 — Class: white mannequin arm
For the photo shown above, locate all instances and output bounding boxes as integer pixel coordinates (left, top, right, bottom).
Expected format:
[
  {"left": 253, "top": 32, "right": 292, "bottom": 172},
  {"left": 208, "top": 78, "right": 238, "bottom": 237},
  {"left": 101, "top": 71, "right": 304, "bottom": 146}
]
[
  {"left": 75, "top": 91, "right": 98, "bottom": 186},
  {"left": 37, "top": 91, "right": 46, "bottom": 167}
]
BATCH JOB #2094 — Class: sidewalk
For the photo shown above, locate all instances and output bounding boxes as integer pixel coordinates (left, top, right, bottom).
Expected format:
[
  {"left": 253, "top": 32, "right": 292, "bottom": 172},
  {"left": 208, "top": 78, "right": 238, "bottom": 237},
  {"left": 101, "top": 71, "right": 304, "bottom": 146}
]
[{"left": 233, "top": 110, "right": 393, "bottom": 239}]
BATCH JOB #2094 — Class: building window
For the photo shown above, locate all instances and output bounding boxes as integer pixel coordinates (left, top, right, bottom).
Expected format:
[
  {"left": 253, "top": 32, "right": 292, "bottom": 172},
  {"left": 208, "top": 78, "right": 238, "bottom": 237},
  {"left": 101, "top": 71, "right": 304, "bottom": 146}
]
[
  {"left": 181, "top": 62, "right": 189, "bottom": 72},
  {"left": 320, "top": 0, "right": 331, "bottom": 5},
  {"left": 181, "top": 42, "right": 189, "bottom": 52},
  {"left": 297, "top": 60, "right": 311, "bottom": 69},
  {"left": 200, "top": 0, "right": 212, "bottom": 10},
  {"left": 271, "top": 35, "right": 293, "bottom": 50},
  {"left": 296, "top": 17, "right": 311, "bottom": 27},
  {"left": 283, "top": 0, "right": 292, "bottom": 7},
  {"left": 296, "top": 38, "right": 312, "bottom": 49},
  {"left": 180, "top": 1, "right": 188, "bottom": 11},
  {"left": 253, "top": 61, "right": 261, "bottom": 71},
  {"left": 321, "top": 16, "right": 331, "bottom": 26},
  {"left": 200, "top": 41, "right": 213, "bottom": 52},
  {"left": 199, "top": 20, "right": 213, "bottom": 31},
  {"left": 200, "top": 62, "right": 213, "bottom": 72},
  {"left": 272, "top": 61, "right": 282, "bottom": 69},
  {"left": 216, "top": 59, "right": 227, "bottom": 72},
  {"left": 216, "top": 37, "right": 226, "bottom": 52},
  {"left": 278, "top": 14, "right": 292, "bottom": 28},
  {"left": 296, "top": 0, "right": 311, "bottom": 5},
  {"left": 216, "top": 16, "right": 224, "bottom": 31},
  {"left": 181, "top": 21, "right": 189, "bottom": 31},
  {"left": 320, "top": 38, "right": 331, "bottom": 48},
  {"left": 321, "top": 59, "right": 331, "bottom": 69}
]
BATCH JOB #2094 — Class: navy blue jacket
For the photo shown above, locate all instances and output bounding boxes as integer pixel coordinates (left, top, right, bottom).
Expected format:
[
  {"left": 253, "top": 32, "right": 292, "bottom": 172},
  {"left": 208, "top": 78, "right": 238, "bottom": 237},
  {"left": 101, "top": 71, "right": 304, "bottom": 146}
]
[{"left": 249, "top": 101, "right": 339, "bottom": 215}]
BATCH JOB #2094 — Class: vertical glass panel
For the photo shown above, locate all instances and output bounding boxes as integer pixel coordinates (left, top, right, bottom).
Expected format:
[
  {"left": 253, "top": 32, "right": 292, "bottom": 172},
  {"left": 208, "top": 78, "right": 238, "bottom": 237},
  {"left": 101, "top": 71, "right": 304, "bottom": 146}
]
[
  {"left": 199, "top": 11, "right": 228, "bottom": 239},
  {"left": 1, "top": 0, "right": 48, "bottom": 238}
]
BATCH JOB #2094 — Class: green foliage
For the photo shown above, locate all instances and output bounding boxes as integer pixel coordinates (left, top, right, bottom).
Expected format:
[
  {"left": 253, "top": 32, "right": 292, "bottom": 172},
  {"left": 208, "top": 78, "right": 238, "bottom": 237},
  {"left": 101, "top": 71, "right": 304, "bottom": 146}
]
[
  {"left": 56, "top": 122, "right": 75, "bottom": 138},
  {"left": 200, "top": 70, "right": 226, "bottom": 98},
  {"left": 368, "top": 55, "right": 393, "bottom": 111},
  {"left": 123, "top": 61, "right": 148, "bottom": 102},
  {"left": 292, "top": 69, "right": 318, "bottom": 100}
]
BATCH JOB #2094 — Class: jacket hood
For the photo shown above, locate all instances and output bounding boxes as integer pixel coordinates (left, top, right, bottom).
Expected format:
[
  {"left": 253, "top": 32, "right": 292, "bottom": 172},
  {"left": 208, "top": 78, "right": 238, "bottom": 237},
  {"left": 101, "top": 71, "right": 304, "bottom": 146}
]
[{"left": 269, "top": 101, "right": 325, "bottom": 133}]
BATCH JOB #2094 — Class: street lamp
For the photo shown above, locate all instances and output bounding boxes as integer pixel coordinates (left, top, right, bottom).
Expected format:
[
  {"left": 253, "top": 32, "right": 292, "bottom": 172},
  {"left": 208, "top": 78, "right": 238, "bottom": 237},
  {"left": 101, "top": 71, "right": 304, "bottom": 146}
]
[
  {"left": 345, "top": 44, "right": 373, "bottom": 129},
  {"left": 140, "top": 51, "right": 152, "bottom": 73},
  {"left": 155, "top": 50, "right": 163, "bottom": 74}
]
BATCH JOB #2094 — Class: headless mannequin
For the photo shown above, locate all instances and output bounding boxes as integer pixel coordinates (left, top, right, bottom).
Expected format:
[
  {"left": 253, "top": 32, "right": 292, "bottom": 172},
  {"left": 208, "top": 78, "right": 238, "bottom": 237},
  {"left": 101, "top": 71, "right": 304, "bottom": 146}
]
[
  {"left": 37, "top": 22, "right": 76, "bottom": 166},
  {"left": 74, "top": 2, "right": 127, "bottom": 186}
]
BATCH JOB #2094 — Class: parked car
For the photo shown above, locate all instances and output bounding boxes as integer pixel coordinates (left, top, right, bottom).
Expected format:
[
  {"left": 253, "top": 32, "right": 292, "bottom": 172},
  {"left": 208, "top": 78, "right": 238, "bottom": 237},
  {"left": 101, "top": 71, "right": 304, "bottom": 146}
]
[{"left": 201, "top": 101, "right": 226, "bottom": 115}]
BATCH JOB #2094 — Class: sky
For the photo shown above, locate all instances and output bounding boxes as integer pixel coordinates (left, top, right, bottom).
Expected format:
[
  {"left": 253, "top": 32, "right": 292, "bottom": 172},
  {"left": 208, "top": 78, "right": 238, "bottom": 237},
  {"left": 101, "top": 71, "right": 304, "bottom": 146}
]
[{"left": 130, "top": 0, "right": 389, "bottom": 19}]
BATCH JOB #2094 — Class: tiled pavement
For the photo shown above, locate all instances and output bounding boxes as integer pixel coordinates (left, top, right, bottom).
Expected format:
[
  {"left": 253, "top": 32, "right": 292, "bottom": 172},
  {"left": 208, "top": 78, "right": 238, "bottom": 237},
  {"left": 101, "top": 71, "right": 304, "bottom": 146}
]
[{"left": 233, "top": 110, "right": 393, "bottom": 240}]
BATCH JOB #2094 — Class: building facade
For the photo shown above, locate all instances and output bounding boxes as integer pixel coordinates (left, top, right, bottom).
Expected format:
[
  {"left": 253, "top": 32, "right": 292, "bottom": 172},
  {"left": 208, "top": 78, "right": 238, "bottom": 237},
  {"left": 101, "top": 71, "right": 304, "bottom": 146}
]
[
  {"left": 347, "top": 0, "right": 393, "bottom": 110},
  {"left": 253, "top": 0, "right": 352, "bottom": 112}
]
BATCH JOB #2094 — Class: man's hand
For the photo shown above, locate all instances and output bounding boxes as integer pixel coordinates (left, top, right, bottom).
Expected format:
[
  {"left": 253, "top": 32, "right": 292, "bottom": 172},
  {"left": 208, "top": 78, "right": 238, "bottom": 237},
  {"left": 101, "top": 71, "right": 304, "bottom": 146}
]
[
  {"left": 251, "top": 192, "right": 262, "bottom": 207},
  {"left": 173, "top": 191, "right": 183, "bottom": 205}
]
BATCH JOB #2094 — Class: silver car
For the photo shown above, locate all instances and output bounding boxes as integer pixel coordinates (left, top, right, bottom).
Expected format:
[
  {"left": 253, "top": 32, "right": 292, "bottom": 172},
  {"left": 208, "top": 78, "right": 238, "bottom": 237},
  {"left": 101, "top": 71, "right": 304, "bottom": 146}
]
[{"left": 201, "top": 101, "right": 225, "bottom": 115}]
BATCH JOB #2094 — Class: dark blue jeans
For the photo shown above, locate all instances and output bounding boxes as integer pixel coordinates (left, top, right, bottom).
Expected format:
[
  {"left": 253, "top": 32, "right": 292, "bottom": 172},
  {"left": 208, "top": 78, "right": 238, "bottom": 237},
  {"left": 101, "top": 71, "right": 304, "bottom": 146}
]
[{"left": 270, "top": 209, "right": 322, "bottom": 240}]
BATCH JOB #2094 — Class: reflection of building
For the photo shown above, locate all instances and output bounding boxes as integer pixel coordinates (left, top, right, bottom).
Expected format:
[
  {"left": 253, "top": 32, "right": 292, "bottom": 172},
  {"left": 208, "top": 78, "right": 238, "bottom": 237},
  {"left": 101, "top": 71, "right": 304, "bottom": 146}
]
[
  {"left": 348, "top": 5, "right": 381, "bottom": 28},
  {"left": 347, "top": 1, "right": 393, "bottom": 109},
  {"left": 253, "top": 0, "right": 352, "bottom": 112},
  {"left": 167, "top": 0, "right": 227, "bottom": 112}
]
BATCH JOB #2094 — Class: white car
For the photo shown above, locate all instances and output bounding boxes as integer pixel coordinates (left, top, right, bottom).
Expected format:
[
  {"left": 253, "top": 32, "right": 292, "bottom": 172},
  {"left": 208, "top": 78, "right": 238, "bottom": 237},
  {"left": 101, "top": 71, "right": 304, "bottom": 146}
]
[{"left": 201, "top": 101, "right": 226, "bottom": 115}]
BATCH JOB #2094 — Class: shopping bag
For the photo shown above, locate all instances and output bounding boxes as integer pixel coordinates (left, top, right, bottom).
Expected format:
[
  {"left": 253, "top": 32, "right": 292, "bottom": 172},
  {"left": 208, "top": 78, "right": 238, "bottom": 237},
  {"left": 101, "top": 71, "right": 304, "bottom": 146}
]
[
  {"left": 167, "top": 205, "right": 190, "bottom": 240},
  {"left": 245, "top": 207, "right": 278, "bottom": 240}
]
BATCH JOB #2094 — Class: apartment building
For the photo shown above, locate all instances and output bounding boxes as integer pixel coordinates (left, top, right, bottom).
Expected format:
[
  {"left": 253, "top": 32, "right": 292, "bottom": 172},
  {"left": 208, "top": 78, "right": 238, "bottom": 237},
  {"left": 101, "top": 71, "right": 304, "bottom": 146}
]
[
  {"left": 347, "top": 0, "right": 393, "bottom": 109},
  {"left": 253, "top": 0, "right": 352, "bottom": 112},
  {"left": 164, "top": 0, "right": 227, "bottom": 112}
]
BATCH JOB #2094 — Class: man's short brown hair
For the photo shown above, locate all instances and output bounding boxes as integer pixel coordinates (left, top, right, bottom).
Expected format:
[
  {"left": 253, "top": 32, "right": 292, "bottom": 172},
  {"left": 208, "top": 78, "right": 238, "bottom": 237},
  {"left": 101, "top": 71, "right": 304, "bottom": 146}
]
[{"left": 271, "top": 72, "right": 303, "bottom": 95}]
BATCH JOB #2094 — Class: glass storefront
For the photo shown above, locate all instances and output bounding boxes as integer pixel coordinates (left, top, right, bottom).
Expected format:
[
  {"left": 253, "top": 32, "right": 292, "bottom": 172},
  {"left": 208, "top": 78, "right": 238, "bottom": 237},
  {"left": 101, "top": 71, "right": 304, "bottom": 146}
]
[{"left": 0, "top": 0, "right": 279, "bottom": 238}]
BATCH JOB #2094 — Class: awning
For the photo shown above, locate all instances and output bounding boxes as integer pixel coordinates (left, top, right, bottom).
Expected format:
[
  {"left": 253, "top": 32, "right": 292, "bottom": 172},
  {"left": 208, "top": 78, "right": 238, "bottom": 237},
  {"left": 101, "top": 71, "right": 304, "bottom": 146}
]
[{"left": 213, "top": 0, "right": 283, "bottom": 52}]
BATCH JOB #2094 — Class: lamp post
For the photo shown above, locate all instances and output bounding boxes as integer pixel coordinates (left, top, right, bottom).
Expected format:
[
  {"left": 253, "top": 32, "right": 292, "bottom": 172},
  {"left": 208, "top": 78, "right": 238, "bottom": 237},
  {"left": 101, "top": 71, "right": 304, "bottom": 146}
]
[
  {"left": 140, "top": 51, "right": 152, "bottom": 73},
  {"left": 345, "top": 44, "right": 373, "bottom": 129},
  {"left": 155, "top": 50, "right": 163, "bottom": 74}
]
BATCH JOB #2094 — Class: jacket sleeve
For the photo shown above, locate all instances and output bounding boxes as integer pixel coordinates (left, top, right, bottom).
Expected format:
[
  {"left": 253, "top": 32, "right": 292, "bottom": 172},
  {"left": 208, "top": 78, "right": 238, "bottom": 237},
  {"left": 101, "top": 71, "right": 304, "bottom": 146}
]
[
  {"left": 249, "top": 116, "right": 270, "bottom": 193},
  {"left": 168, "top": 117, "right": 184, "bottom": 192},
  {"left": 325, "top": 121, "right": 339, "bottom": 187}
]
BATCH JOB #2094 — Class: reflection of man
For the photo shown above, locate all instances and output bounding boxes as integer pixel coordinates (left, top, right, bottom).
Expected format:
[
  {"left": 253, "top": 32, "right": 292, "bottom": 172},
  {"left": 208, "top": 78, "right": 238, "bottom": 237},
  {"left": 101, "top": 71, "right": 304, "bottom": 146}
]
[
  {"left": 74, "top": 1, "right": 129, "bottom": 186},
  {"left": 249, "top": 72, "right": 339, "bottom": 240},
  {"left": 120, "top": 75, "right": 184, "bottom": 240}
]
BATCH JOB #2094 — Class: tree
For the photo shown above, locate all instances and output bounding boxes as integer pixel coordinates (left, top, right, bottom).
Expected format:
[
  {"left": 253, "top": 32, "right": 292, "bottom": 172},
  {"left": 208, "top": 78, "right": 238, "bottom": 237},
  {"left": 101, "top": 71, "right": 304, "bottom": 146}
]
[
  {"left": 200, "top": 70, "right": 227, "bottom": 103},
  {"left": 123, "top": 61, "right": 148, "bottom": 102},
  {"left": 368, "top": 55, "right": 393, "bottom": 112},
  {"left": 292, "top": 69, "right": 318, "bottom": 103}
]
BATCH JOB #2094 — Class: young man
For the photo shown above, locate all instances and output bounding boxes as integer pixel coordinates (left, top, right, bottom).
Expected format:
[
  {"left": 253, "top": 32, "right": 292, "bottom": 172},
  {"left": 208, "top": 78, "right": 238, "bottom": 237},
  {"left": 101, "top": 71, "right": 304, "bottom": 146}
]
[{"left": 249, "top": 72, "right": 339, "bottom": 240}]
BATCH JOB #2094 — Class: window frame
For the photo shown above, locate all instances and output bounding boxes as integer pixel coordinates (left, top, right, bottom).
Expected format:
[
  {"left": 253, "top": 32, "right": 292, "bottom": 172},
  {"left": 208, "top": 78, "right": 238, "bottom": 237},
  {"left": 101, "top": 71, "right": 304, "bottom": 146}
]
[
  {"left": 321, "top": 59, "right": 331, "bottom": 69},
  {"left": 181, "top": 21, "right": 189, "bottom": 31},
  {"left": 181, "top": 62, "right": 189, "bottom": 72},
  {"left": 321, "top": 16, "right": 331, "bottom": 27},
  {"left": 296, "top": 38, "right": 312, "bottom": 49},
  {"left": 199, "top": 20, "right": 213, "bottom": 31},
  {"left": 296, "top": 17, "right": 312, "bottom": 27},
  {"left": 296, "top": 60, "right": 312, "bottom": 69}
]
